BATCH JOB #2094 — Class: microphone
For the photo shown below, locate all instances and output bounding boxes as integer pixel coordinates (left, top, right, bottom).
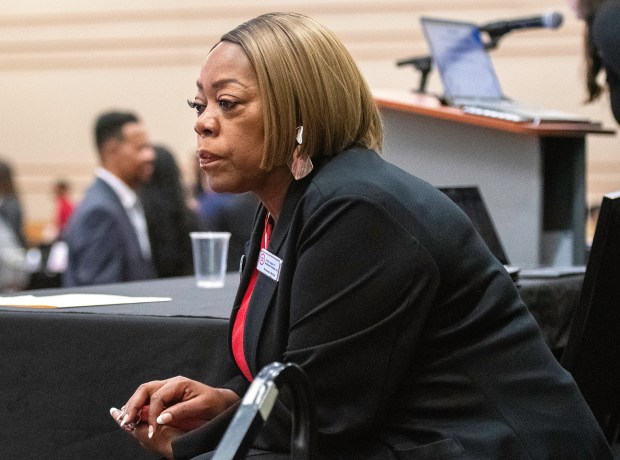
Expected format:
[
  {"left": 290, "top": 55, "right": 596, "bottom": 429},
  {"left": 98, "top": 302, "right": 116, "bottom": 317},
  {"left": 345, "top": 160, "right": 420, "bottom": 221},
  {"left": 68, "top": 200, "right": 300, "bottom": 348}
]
[{"left": 480, "top": 11, "right": 563, "bottom": 37}]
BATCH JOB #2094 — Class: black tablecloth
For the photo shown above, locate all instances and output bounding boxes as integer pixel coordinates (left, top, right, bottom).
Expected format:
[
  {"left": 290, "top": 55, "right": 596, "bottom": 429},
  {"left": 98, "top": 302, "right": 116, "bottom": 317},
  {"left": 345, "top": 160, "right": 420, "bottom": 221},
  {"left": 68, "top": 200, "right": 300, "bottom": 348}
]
[
  {"left": 0, "top": 274, "right": 239, "bottom": 317},
  {"left": 0, "top": 273, "right": 582, "bottom": 459},
  {"left": 0, "top": 275, "right": 239, "bottom": 460}
]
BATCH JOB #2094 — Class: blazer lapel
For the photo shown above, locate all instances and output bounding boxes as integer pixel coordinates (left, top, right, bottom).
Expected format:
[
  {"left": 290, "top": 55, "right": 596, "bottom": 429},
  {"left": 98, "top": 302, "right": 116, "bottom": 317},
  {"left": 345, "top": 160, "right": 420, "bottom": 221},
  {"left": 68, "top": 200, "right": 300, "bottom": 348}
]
[
  {"left": 240, "top": 179, "right": 311, "bottom": 376},
  {"left": 230, "top": 208, "right": 265, "bottom": 314}
]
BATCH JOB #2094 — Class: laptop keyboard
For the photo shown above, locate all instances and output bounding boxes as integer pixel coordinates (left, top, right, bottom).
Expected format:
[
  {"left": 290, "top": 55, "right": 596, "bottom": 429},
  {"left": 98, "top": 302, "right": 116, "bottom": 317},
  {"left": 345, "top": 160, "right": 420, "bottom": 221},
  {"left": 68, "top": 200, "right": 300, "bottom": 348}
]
[{"left": 461, "top": 105, "right": 531, "bottom": 122}]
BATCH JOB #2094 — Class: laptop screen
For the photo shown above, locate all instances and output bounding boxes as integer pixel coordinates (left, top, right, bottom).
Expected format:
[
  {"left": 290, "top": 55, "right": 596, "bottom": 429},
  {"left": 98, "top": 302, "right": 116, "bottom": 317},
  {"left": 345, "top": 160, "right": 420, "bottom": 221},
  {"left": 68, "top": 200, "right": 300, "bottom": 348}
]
[{"left": 420, "top": 17, "right": 504, "bottom": 102}]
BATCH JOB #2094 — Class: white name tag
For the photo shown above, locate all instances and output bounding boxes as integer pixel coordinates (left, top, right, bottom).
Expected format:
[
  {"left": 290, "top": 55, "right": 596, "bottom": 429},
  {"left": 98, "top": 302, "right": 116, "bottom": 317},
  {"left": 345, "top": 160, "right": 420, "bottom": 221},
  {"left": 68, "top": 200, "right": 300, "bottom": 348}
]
[{"left": 256, "top": 248, "right": 282, "bottom": 282}]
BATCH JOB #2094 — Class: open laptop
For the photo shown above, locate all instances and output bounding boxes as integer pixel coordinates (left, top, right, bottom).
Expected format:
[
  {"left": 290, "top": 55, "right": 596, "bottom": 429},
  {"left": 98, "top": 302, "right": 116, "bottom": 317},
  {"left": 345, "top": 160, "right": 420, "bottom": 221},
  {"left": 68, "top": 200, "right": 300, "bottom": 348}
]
[{"left": 420, "top": 16, "right": 590, "bottom": 123}]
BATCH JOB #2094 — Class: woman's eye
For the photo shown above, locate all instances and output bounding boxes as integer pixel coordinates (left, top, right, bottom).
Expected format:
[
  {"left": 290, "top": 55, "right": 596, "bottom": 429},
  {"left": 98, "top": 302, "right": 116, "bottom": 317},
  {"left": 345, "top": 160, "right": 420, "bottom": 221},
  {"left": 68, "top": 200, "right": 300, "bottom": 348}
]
[
  {"left": 187, "top": 99, "right": 205, "bottom": 116},
  {"left": 218, "top": 98, "right": 236, "bottom": 110}
]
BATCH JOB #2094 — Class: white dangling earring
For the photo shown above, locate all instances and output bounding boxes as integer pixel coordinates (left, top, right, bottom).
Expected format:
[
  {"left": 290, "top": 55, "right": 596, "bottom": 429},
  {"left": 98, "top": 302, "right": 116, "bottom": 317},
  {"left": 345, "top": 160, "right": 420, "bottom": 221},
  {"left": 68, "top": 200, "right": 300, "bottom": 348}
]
[{"left": 287, "top": 126, "right": 313, "bottom": 180}]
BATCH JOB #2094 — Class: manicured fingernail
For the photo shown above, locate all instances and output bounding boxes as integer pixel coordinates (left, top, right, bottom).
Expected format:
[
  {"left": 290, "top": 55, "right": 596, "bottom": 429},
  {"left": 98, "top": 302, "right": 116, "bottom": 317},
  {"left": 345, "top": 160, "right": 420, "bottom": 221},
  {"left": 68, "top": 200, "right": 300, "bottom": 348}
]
[
  {"left": 109, "top": 407, "right": 118, "bottom": 416},
  {"left": 120, "top": 414, "right": 129, "bottom": 427},
  {"left": 148, "top": 425, "right": 154, "bottom": 439},
  {"left": 156, "top": 412, "right": 172, "bottom": 425},
  {"left": 123, "top": 422, "right": 136, "bottom": 433}
]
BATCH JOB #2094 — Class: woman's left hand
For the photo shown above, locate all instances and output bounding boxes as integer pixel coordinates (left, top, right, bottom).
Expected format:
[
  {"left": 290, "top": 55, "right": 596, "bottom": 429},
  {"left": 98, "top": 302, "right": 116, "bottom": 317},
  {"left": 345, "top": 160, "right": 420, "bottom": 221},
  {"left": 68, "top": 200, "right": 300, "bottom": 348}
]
[{"left": 110, "top": 406, "right": 184, "bottom": 459}]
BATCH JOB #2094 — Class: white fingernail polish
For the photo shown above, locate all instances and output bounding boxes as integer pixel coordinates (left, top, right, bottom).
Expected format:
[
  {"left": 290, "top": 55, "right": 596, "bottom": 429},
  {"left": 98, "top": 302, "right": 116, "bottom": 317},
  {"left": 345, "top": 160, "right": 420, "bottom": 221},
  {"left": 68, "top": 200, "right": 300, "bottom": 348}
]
[
  {"left": 156, "top": 412, "right": 172, "bottom": 425},
  {"left": 148, "top": 425, "right": 154, "bottom": 439},
  {"left": 120, "top": 414, "right": 129, "bottom": 427},
  {"left": 109, "top": 407, "right": 118, "bottom": 416}
]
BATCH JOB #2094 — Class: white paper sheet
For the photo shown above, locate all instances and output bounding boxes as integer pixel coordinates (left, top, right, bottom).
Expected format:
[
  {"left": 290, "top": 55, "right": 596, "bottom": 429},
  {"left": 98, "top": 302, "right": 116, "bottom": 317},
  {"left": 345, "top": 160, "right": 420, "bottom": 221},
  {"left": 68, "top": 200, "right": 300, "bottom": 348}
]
[{"left": 0, "top": 293, "right": 171, "bottom": 309}]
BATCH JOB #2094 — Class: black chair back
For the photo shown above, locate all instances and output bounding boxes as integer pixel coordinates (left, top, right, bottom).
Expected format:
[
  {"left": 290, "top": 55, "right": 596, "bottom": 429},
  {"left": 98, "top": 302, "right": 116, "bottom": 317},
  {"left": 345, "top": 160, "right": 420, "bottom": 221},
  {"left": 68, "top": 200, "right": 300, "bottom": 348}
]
[
  {"left": 561, "top": 191, "right": 620, "bottom": 443},
  {"left": 439, "top": 186, "right": 510, "bottom": 265},
  {"left": 212, "top": 362, "right": 315, "bottom": 460}
]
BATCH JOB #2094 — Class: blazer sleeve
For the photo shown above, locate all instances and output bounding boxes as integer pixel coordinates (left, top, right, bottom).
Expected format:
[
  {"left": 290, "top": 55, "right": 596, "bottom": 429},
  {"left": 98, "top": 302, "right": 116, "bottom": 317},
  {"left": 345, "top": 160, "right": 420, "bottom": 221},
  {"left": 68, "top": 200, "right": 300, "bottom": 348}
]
[{"left": 170, "top": 401, "right": 241, "bottom": 460}]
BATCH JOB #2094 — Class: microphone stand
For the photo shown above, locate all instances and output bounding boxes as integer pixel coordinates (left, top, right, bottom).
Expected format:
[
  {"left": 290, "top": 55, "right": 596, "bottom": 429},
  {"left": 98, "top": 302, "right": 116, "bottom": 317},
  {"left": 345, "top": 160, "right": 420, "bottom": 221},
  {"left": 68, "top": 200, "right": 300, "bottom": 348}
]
[{"left": 396, "top": 55, "right": 432, "bottom": 93}]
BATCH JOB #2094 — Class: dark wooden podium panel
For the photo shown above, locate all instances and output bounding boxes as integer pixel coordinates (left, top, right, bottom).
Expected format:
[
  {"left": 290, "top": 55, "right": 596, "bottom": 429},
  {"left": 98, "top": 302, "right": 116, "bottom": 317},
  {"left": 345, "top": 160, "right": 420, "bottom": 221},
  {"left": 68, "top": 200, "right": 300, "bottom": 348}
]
[{"left": 374, "top": 89, "right": 615, "bottom": 267}]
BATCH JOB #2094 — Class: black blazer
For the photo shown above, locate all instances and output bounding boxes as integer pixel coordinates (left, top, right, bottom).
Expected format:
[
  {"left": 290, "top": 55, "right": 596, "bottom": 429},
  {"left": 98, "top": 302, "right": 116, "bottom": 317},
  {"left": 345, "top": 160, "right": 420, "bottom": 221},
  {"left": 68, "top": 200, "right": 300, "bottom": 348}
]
[{"left": 174, "top": 148, "right": 612, "bottom": 459}]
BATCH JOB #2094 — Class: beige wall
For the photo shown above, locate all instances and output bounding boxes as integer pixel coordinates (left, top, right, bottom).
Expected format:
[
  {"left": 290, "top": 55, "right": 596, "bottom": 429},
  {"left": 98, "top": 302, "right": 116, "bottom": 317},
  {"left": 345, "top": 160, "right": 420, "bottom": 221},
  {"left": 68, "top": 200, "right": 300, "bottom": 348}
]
[{"left": 1, "top": 0, "right": 619, "bottom": 241}]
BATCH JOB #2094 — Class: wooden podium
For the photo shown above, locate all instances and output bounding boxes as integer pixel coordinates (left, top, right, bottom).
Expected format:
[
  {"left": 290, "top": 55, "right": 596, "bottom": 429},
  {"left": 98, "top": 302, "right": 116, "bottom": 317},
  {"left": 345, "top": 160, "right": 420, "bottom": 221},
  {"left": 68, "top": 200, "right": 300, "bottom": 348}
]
[{"left": 374, "top": 89, "right": 615, "bottom": 267}]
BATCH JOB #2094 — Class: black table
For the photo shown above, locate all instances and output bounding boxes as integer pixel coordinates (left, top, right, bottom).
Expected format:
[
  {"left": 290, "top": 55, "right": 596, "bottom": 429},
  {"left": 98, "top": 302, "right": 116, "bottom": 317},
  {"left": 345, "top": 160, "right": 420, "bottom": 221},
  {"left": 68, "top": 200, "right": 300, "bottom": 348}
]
[
  {"left": 0, "top": 273, "right": 582, "bottom": 459},
  {"left": 0, "top": 275, "right": 239, "bottom": 460}
]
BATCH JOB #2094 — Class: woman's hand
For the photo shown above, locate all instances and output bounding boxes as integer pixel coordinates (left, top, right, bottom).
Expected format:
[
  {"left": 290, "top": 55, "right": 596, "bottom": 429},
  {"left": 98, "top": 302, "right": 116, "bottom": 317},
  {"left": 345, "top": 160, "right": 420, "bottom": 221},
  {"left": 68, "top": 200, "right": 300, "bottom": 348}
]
[
  {"left": 109, "top": 407, "right": 183, "bottom": 459},
  {"left": 109, "top": 376, "right": 240, "bottom": 457}
]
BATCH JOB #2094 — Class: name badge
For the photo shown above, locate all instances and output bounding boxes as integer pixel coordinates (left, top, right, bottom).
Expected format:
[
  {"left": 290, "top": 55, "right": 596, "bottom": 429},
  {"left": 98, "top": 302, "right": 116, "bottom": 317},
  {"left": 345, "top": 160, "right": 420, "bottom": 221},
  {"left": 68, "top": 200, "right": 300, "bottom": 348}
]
[{"left": 256, "top": 248, "right": 283, "bottom": 282}]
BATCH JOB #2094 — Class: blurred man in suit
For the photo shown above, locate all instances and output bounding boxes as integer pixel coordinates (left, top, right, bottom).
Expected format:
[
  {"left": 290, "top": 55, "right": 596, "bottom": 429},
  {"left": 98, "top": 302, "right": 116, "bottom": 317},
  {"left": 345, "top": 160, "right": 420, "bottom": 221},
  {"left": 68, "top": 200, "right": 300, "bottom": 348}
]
[{"left": 63, "top": 111, "right": 156, "bottom": 286}]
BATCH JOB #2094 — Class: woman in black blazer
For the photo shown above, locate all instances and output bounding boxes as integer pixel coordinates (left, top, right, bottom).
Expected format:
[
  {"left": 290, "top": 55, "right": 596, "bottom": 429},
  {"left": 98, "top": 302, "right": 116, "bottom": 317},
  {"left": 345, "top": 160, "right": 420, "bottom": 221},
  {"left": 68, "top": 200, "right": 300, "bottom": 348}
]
[{"left": 111, "top": 12, "right": 614, "bottom": 459}]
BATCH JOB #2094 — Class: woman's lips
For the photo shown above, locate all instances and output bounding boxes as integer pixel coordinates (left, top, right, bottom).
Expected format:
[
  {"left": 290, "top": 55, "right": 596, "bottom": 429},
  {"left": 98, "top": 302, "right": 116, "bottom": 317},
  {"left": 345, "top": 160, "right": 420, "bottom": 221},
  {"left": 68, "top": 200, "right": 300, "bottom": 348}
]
[{"left": 197, "top": 150, "right": 221, "bottom": 166}]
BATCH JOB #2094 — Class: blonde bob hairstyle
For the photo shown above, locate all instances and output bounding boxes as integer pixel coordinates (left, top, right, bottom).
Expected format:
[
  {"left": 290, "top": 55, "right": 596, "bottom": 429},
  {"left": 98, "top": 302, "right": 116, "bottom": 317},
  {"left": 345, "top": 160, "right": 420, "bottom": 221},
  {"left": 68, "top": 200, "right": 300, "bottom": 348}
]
[{"left": 219, "top": 12, "right": 383, "bottom": 171}]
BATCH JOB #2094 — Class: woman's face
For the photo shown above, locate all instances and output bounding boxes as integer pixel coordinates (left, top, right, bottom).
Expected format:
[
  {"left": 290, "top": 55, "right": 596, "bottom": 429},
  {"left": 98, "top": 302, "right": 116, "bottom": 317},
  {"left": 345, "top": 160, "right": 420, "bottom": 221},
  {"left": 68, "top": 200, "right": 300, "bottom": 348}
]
[{"left": 191, "top": 41, "right": 267, "bottom": 194}]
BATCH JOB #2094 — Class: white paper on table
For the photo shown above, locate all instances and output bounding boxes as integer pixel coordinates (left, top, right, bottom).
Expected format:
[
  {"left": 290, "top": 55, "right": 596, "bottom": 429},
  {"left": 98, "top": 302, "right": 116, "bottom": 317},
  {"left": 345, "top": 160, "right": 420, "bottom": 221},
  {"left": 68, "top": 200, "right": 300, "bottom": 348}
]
[{"left": 0, "top": 293, "right": 171, "bottom": 308}]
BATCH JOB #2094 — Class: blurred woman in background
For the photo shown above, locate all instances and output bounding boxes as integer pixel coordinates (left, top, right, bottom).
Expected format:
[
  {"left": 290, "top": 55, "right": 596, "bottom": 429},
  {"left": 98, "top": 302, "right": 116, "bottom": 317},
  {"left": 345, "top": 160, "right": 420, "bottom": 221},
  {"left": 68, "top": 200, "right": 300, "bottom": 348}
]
[
  {"left": 569, "top": 0, "right": 620, "bottom": 124},
  {"left": 0, "top": 158, "right": 27, "bottom": 248},
  {"left": 140, "top": 145, "right": 201, "bottom": 278}
]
